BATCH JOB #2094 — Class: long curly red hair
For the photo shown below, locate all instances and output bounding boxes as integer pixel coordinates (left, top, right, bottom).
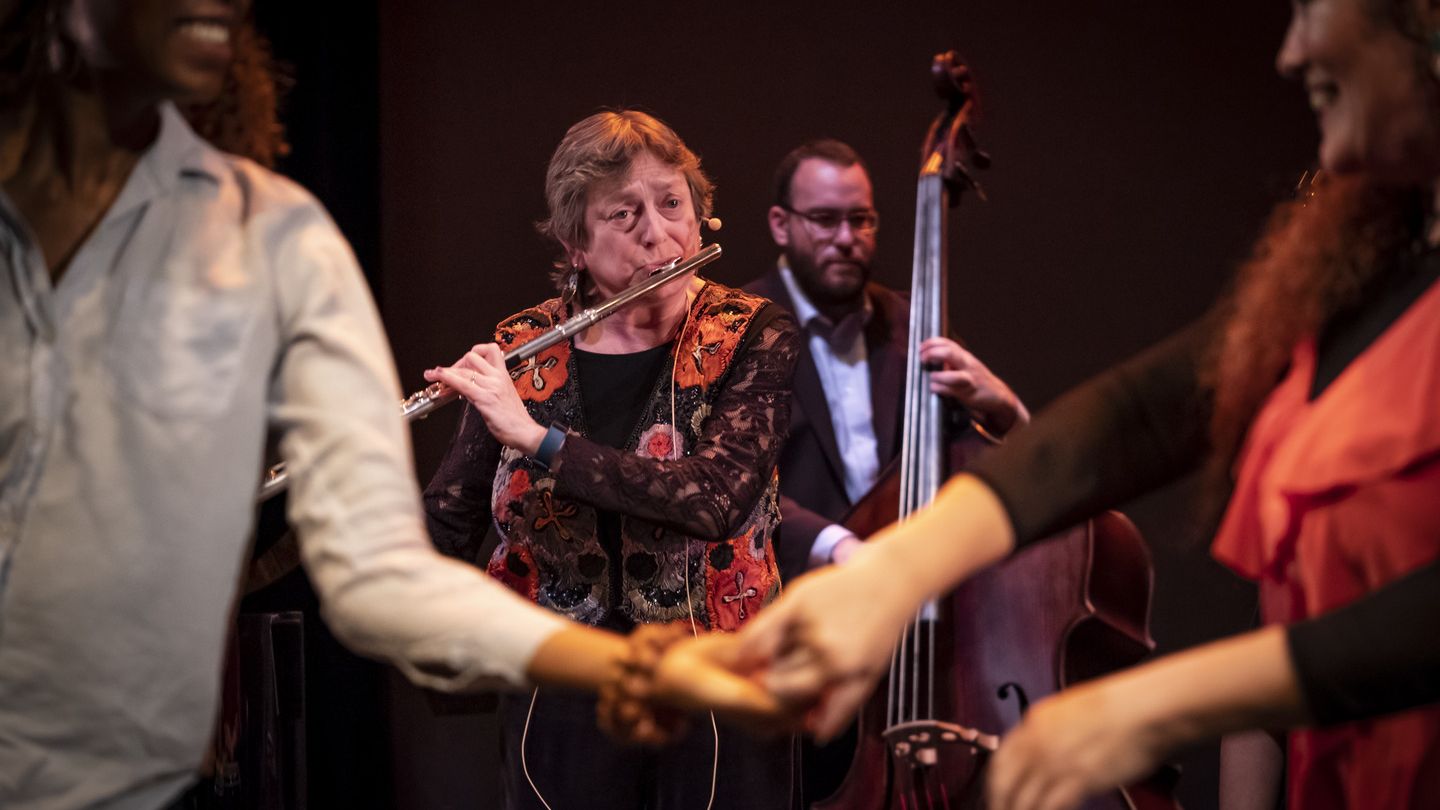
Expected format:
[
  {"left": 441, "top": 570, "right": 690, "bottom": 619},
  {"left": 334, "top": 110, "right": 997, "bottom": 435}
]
[
  {"left": 180, "top": 19, "right": 289, "bottom": 167},
  {"left": 1200, "top": 0, "right": 1435, "bottom": 486},
  {"left": 1202, "top": 177, "right": 1426, "bottom": 473}
]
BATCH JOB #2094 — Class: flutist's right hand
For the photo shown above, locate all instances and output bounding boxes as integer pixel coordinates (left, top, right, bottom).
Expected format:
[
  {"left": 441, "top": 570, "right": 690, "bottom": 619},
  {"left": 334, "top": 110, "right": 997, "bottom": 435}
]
[{"left": 425, "top": 344, "right": 547, "bottom": 455}]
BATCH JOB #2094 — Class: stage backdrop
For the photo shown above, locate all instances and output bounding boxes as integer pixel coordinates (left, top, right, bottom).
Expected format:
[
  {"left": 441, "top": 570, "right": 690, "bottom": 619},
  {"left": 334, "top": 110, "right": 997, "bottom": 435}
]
[{"left": 279, "top": 1, "right": 1317, "bottom": 807}]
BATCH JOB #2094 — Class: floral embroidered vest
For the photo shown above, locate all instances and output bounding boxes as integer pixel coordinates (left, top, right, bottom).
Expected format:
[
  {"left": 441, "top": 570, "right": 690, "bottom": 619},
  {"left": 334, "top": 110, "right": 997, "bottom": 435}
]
[{"left": 485, "top": 281, "right": 782, "bottom": 631}]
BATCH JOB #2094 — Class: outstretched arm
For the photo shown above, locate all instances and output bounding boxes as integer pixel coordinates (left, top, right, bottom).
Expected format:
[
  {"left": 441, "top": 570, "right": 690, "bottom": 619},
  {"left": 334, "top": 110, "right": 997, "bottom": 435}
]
[
  {"left": 985, "top": 625, "right": 1306, "bottom": 810},
  {"left": 741, "top": 473, "right": 1018, "bottom": 738},
  {"left": 734, "top": 316, "right": 1218, "bottom": 737},
  {"left": 268, "top": 202, "right": 566, "bottom": 692}
]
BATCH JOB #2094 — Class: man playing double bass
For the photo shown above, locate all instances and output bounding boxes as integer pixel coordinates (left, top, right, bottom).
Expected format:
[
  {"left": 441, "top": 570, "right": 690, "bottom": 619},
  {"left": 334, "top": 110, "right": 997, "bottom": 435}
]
[{"left": 743, "top": 138, "right": 1029, "bottom": 803}]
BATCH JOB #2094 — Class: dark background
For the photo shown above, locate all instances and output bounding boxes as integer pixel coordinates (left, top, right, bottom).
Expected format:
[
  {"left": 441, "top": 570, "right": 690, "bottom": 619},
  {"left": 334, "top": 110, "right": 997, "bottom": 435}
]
[{"left": 257, "top": 1, "right": 1316, "bottom": 807}]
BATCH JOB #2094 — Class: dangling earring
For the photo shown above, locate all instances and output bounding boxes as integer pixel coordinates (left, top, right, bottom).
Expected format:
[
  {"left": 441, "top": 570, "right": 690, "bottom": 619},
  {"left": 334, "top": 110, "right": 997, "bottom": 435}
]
[{"left": 561, "top": 265, "right": 581, "bottom": 306}]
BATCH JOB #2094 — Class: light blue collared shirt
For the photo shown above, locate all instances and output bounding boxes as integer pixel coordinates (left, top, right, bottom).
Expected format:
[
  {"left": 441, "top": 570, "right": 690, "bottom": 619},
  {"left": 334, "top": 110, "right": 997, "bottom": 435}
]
[{"left": 778, "top": 261, "right": 878, "bottom": 567}]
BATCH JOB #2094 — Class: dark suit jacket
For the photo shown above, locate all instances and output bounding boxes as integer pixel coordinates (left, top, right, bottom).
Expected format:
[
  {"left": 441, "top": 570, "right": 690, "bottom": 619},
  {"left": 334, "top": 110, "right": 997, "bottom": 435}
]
[{"left": 745, "top": 270, "right": 912, "bottom": 584}]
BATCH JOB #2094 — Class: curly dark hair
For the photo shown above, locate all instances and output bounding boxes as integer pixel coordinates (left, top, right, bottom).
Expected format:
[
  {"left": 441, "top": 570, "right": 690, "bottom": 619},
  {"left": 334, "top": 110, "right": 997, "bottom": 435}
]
[
  {"left": 0, "top": 0, "right": 288, "bottom": 167},
  {"left": 181, "top": 19, "right": 289, "bottom": 167}
]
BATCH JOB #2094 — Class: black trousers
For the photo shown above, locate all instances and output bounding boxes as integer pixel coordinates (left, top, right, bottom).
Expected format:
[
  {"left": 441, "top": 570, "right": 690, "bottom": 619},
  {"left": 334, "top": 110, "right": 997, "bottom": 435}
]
[{"left": 500, "top": 689, "right": 797, "bottom": 810}]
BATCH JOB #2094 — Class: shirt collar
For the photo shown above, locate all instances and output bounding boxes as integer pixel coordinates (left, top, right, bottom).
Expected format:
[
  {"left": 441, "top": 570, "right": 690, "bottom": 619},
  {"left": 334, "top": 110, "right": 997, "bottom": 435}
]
[
  {"left": 1, "top": 102, "right": 224, "bottom": 238},
  {"left": 0, "top": 102, "right": 229, "bottom": 330},
  {"left": 156, "top": 101, "right": 228, "bottom": 183},
  {"left": 107, "top": 102, "right": 227, "bottom": 220},
  {"left": 777, "top": 256, "right": 872, "bottom": 342}
]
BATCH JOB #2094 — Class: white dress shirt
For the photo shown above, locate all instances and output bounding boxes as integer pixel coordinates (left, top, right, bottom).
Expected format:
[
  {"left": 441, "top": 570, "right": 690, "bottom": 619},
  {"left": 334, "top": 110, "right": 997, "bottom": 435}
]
[
  {"left": 777, "top": 262, "right": 879, "bottom": 568},
  {"left": 0, "top": 104, "right": 564, "bottom": 810}
]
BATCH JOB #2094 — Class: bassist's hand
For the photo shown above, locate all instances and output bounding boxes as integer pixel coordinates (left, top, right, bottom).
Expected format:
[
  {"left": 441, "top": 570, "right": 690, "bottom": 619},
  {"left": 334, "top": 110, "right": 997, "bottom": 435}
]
[{"left": 919, "top": 337, "right": 1029, "bottom": 437}]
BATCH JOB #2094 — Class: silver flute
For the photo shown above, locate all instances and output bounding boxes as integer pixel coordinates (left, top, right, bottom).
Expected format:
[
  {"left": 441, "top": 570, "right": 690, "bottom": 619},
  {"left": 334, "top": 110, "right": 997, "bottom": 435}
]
[{"left": 257, "top": 242, "right": 723, "bottom": 502}]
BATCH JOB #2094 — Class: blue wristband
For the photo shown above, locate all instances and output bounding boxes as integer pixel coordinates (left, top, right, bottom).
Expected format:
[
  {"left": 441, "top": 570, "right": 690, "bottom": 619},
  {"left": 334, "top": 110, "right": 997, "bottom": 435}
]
[{"left": 535, "top": 424, "right": 568, "bottom": 469}]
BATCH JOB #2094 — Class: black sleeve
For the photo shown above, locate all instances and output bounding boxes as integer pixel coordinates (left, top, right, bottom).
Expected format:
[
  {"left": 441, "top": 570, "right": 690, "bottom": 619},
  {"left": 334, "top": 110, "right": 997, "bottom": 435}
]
[
  {"left": 421, "top": 403, "right": 503, "bottom": 567},
  {"left": 968, "top": 315, "right": 1217, "bottom": 546},
  {"left": 1287, "top": 559, "right": 1440, "bottom": 726}
]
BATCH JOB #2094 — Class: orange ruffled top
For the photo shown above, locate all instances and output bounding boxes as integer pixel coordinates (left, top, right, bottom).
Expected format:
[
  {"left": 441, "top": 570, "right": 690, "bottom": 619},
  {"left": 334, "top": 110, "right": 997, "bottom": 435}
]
[{"left": 1212, "top": 278, "right": 1440, "bottom": 809}]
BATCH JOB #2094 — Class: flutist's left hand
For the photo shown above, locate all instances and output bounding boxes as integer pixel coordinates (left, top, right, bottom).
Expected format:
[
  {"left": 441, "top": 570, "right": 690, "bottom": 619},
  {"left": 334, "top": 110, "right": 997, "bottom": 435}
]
[{"left": 426, "top": 344, "right": 547, "bottom": 454}]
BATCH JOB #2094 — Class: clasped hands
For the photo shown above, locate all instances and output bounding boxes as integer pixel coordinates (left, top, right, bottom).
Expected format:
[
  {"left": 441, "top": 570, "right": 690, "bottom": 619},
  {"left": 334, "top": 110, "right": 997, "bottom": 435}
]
[
  {"left": 603, "top": 554, "right": 1186, "bottom": 810},
  {"left": 596, "top": 552, "right": 917, "bottom": 747}
]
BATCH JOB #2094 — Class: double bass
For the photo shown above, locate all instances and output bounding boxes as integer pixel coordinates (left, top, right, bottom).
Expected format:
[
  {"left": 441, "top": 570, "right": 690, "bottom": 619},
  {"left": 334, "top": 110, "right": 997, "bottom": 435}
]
[{"left": 816, "top": 53, "right": 1180, "bottom": 810}]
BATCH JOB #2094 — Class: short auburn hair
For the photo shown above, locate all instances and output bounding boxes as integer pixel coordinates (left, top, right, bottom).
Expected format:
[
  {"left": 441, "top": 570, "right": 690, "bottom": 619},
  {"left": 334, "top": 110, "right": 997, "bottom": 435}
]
[{"left": 537, "top": 110, "right": 714, "bottom": 271}]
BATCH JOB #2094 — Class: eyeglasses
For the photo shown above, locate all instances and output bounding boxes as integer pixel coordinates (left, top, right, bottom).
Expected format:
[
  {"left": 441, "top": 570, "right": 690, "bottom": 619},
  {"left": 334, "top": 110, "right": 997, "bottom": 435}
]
[{"left": 782, "top": 206, "right": 880, "bottom": 238}]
